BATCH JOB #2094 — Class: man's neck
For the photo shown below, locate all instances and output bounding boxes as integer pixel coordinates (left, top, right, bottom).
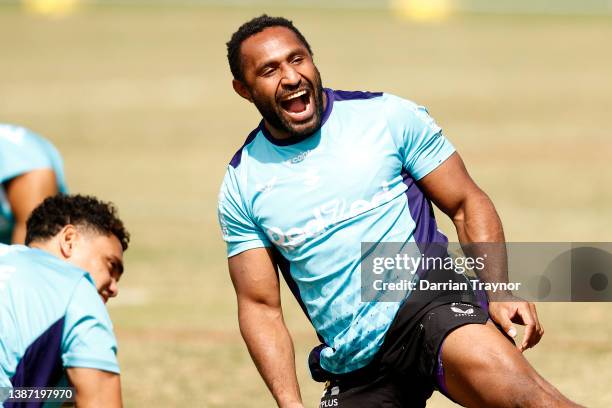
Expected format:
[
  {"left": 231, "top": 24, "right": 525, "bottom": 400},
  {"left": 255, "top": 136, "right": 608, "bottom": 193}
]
[{"left": 29, "top": 240, "right": 62, "bottom": 260}]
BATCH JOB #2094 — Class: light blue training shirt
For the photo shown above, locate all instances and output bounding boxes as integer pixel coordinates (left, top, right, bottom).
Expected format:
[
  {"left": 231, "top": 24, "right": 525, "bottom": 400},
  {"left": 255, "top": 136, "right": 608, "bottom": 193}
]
[
  {"left": 218, "top": 89, "right": 455, "bottom": 374},
  {"left": 0, "top": 244, "right": 119, "bottom": 395},
  {"left": 0, "top": 124, "right": 68, "bottom": 244}
]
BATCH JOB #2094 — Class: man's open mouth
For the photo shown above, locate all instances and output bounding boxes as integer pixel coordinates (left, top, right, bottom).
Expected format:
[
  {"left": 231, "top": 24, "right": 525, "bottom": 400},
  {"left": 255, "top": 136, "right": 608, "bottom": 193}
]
[{"left": 279, "top": 89, "right": 314, "bottom": 122}]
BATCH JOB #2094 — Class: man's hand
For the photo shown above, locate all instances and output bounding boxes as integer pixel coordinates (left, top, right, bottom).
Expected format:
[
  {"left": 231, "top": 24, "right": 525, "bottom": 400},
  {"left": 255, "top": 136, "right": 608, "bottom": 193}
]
[{"left": 488, "top": 295, "right": 544, "bottom": 352}]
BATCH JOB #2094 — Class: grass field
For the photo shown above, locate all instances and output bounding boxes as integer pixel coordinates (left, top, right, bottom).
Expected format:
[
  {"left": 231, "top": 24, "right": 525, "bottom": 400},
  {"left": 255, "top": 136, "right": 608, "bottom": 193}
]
[{"left": 1, "top": 4, "right": 611, "bottom": 407}]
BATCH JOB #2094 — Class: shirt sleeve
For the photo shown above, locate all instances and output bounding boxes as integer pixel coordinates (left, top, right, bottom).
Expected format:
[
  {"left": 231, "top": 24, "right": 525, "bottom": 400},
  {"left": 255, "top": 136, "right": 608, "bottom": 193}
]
[
  {"left": 61, "top": 277, "right": 120, "bottom": 374},
  {"left": 0, "top": 125, "right": 55, "bottom": 183},
  {"left": 218, "top": 167, "right": 272, "bottom": 258},
  {"left": 383, "top": 94, "right": 455, "bottom": 180}
]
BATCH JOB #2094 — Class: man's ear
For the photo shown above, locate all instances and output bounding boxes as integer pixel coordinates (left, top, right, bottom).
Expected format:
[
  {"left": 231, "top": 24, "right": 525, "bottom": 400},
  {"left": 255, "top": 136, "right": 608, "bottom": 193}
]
[
  {"left": 232, "top": 79, "right": 253, "bottom": 102},
  {"left": 58, "top": 225, "right": 78, "bottom": 259}
]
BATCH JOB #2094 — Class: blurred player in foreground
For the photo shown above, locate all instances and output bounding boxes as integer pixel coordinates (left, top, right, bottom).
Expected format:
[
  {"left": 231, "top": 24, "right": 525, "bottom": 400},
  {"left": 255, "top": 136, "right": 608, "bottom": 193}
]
[
  {"left": 0, "top": 195, "right": 128, "bottom": 407},
  {"left": 218, "top": 15, "right": 583, "bottom": 408},
  {"left": 0, "top": 124, "right": 68, "bottom": 244}
]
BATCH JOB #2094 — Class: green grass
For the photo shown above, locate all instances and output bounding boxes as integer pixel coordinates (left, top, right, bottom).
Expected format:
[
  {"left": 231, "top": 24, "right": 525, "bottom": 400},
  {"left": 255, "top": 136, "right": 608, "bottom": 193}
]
[{"left": 1, "top": 5, "right": 611, "bottom": 407}]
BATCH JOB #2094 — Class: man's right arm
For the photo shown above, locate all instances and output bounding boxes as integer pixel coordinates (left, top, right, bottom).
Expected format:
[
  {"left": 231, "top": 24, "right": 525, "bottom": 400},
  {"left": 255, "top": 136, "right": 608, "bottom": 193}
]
[
  {"left": 62, "top": 278, "right": 122, "bottom": 407},
  {"left": 228, "top": 247, "right": 303, "bottom": 408},
  {"left": 66, "top": 368, "right": 122, "bottom": 408}
]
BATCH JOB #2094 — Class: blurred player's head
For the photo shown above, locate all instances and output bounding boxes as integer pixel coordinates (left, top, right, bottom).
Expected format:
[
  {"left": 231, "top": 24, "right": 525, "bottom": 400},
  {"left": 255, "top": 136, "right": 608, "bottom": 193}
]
[
  {"left": 227, "top": 15, "right": 325, "bottom": 139},
  {"left": 25, "top": 194, "right": 130, "bottom": 303}
]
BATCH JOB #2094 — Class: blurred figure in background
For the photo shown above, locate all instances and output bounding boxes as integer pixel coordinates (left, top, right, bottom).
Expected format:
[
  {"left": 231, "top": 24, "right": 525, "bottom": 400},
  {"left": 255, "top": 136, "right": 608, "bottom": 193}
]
[
  {"left": 0, "top": 124, "right": 68, "bottom": 244},
  {"left": 0, "top": 194, "right": 128, "bottom": 408}
]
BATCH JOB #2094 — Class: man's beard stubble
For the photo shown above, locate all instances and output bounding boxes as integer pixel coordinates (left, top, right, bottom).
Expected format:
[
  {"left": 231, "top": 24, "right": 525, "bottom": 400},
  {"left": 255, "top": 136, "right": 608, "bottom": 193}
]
[{"left": 253, "top": 69, "right": 325, "bottom": 139}]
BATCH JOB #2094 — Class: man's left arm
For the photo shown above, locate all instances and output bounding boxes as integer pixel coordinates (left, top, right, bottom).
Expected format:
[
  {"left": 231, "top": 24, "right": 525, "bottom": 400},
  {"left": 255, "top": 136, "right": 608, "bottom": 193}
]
[{"left": 418, "top": 152, "right": 544, "bottom": 351}]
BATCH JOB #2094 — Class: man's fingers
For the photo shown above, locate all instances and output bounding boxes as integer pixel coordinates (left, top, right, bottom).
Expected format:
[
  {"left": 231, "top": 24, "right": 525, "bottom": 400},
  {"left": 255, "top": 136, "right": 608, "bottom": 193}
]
[
  {"left": 523, "top": 302, "right": 543, "bottom": 349},
  {"left": 491, "top": 299, "right": 544, "bottom": 351},
  {"left": 492, "top": 305, "right": 517, "bottom": 339},
  {"left": 516, "top": 303, "right": 536, "bottom": 351},
  {"left": 530, "top": 302, "right": 544, "bottom": 338},
  {"left": 528, "top": 303, "right": 544, "bottom": 347}
]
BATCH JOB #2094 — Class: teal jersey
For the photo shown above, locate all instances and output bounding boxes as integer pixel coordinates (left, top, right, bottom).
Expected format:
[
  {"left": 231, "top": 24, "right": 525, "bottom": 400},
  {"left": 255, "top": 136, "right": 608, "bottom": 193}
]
[
  {"left": 0, "top": 244, "right": 119, "bottom": 395},
  {"left": 218, "top": 89, "right": 455, "bottom": 374},
  {"left": 0, "top": 124, "right": 68, "bottom": 244}
]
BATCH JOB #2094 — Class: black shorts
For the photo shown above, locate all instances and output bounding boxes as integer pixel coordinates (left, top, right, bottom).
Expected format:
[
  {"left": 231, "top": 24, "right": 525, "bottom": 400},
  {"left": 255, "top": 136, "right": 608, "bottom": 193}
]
[{"left": 312, "top": 269, "right": 502, "bottom": 408}]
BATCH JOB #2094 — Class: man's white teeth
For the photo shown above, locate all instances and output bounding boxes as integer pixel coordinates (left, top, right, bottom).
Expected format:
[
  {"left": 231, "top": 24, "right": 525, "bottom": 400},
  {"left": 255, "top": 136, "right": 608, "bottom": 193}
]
[{"left": 283, "top": 89, "right": 307, "bottom": 101}]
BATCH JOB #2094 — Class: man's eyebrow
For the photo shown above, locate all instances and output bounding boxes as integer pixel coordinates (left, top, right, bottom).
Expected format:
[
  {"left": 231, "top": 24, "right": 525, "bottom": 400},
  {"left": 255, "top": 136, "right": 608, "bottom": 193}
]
[
  {"left": 255, "top": 48, "right": 308, "bottom": 73},
  {"left": 255, "top": 57, "right": 280, "bottom": 73}
]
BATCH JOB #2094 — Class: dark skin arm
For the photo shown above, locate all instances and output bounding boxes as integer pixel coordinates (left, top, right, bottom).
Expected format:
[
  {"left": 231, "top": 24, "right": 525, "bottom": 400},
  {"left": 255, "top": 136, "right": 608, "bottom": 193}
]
[
  {"left": 418, "top": 152, "right": 544, "bottom": 351},
  {"left": 228, "top": 247, "right": 303, "bottom": 408},
  {"left": 5, "top": 168, "right": 58, "bottom": 244},
  {"left": 66, "top": 368, "right": 122, "bottom": 408}
]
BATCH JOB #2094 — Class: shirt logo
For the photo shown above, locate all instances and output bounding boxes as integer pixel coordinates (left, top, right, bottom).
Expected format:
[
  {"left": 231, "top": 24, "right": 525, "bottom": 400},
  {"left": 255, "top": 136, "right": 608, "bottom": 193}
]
[
  {"left": 285, "top": 149, "right": 312, "bottom": 165},
  {"left": 267, "top": 181, "right": 396, "bottom": 252}
]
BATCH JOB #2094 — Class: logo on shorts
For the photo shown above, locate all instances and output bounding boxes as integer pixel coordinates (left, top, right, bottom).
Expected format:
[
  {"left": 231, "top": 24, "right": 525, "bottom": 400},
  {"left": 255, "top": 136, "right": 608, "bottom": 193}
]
[
  {"left": 450, "top": 303, "right": 475, "bottom": 316},
  {"left": 320, "top": 398, "right": 339, "bottom": 407},
  {"left": 320, "top": 384, "right": 339, "bottom": 407}
]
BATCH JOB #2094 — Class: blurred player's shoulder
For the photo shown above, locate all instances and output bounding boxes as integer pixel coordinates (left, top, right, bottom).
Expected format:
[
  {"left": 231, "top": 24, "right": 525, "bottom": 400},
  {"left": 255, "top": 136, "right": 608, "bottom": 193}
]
[
  {"left": 0, "top": 124, "right": 68, "bottom": 197},
  {"left": 0, "top": 123, "right": 53, "bottom": 151},
  {"left": 0, "top": 124, "right": 61, "bottom": 158}
]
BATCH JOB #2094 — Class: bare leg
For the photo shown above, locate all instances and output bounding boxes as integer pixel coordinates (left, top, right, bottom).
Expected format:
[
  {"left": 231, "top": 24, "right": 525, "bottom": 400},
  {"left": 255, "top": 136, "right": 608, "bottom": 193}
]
[{"left": 441, "top": 321, "right": 584, "bottom": 408}]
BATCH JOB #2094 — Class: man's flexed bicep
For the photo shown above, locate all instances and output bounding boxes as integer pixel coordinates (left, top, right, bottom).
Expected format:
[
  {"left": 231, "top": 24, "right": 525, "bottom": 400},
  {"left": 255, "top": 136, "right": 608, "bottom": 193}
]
[
  {"left": 416, "top": 152, "right": 503, "bottom": 243},
  {"left": 416, "top": 152, "right": 507, "bottom": 292},
  {"left": 228, "top": 247, "right": 303, "bottom": 408},
  {"left": 229, "top": 247, "right": 282, "bottom": 311}
]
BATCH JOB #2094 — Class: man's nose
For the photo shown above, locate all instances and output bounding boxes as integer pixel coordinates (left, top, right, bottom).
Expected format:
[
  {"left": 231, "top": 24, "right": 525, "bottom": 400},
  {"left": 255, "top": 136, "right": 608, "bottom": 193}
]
[
  {"left": 280, "top": 63, "right": 300, "bottom": 87},
  {"left": 108, "top": 279, "right": 119, "bottom": 298}
]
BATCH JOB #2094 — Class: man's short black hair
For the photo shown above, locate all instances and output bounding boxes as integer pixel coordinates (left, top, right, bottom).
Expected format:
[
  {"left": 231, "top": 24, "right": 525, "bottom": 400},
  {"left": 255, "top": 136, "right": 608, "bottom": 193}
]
[
  {"left": 226, "top": 14, "right": 313, "bottom": 82},
  {"left": 25, "top": 194, "right": 130, "bottom": 251}
]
